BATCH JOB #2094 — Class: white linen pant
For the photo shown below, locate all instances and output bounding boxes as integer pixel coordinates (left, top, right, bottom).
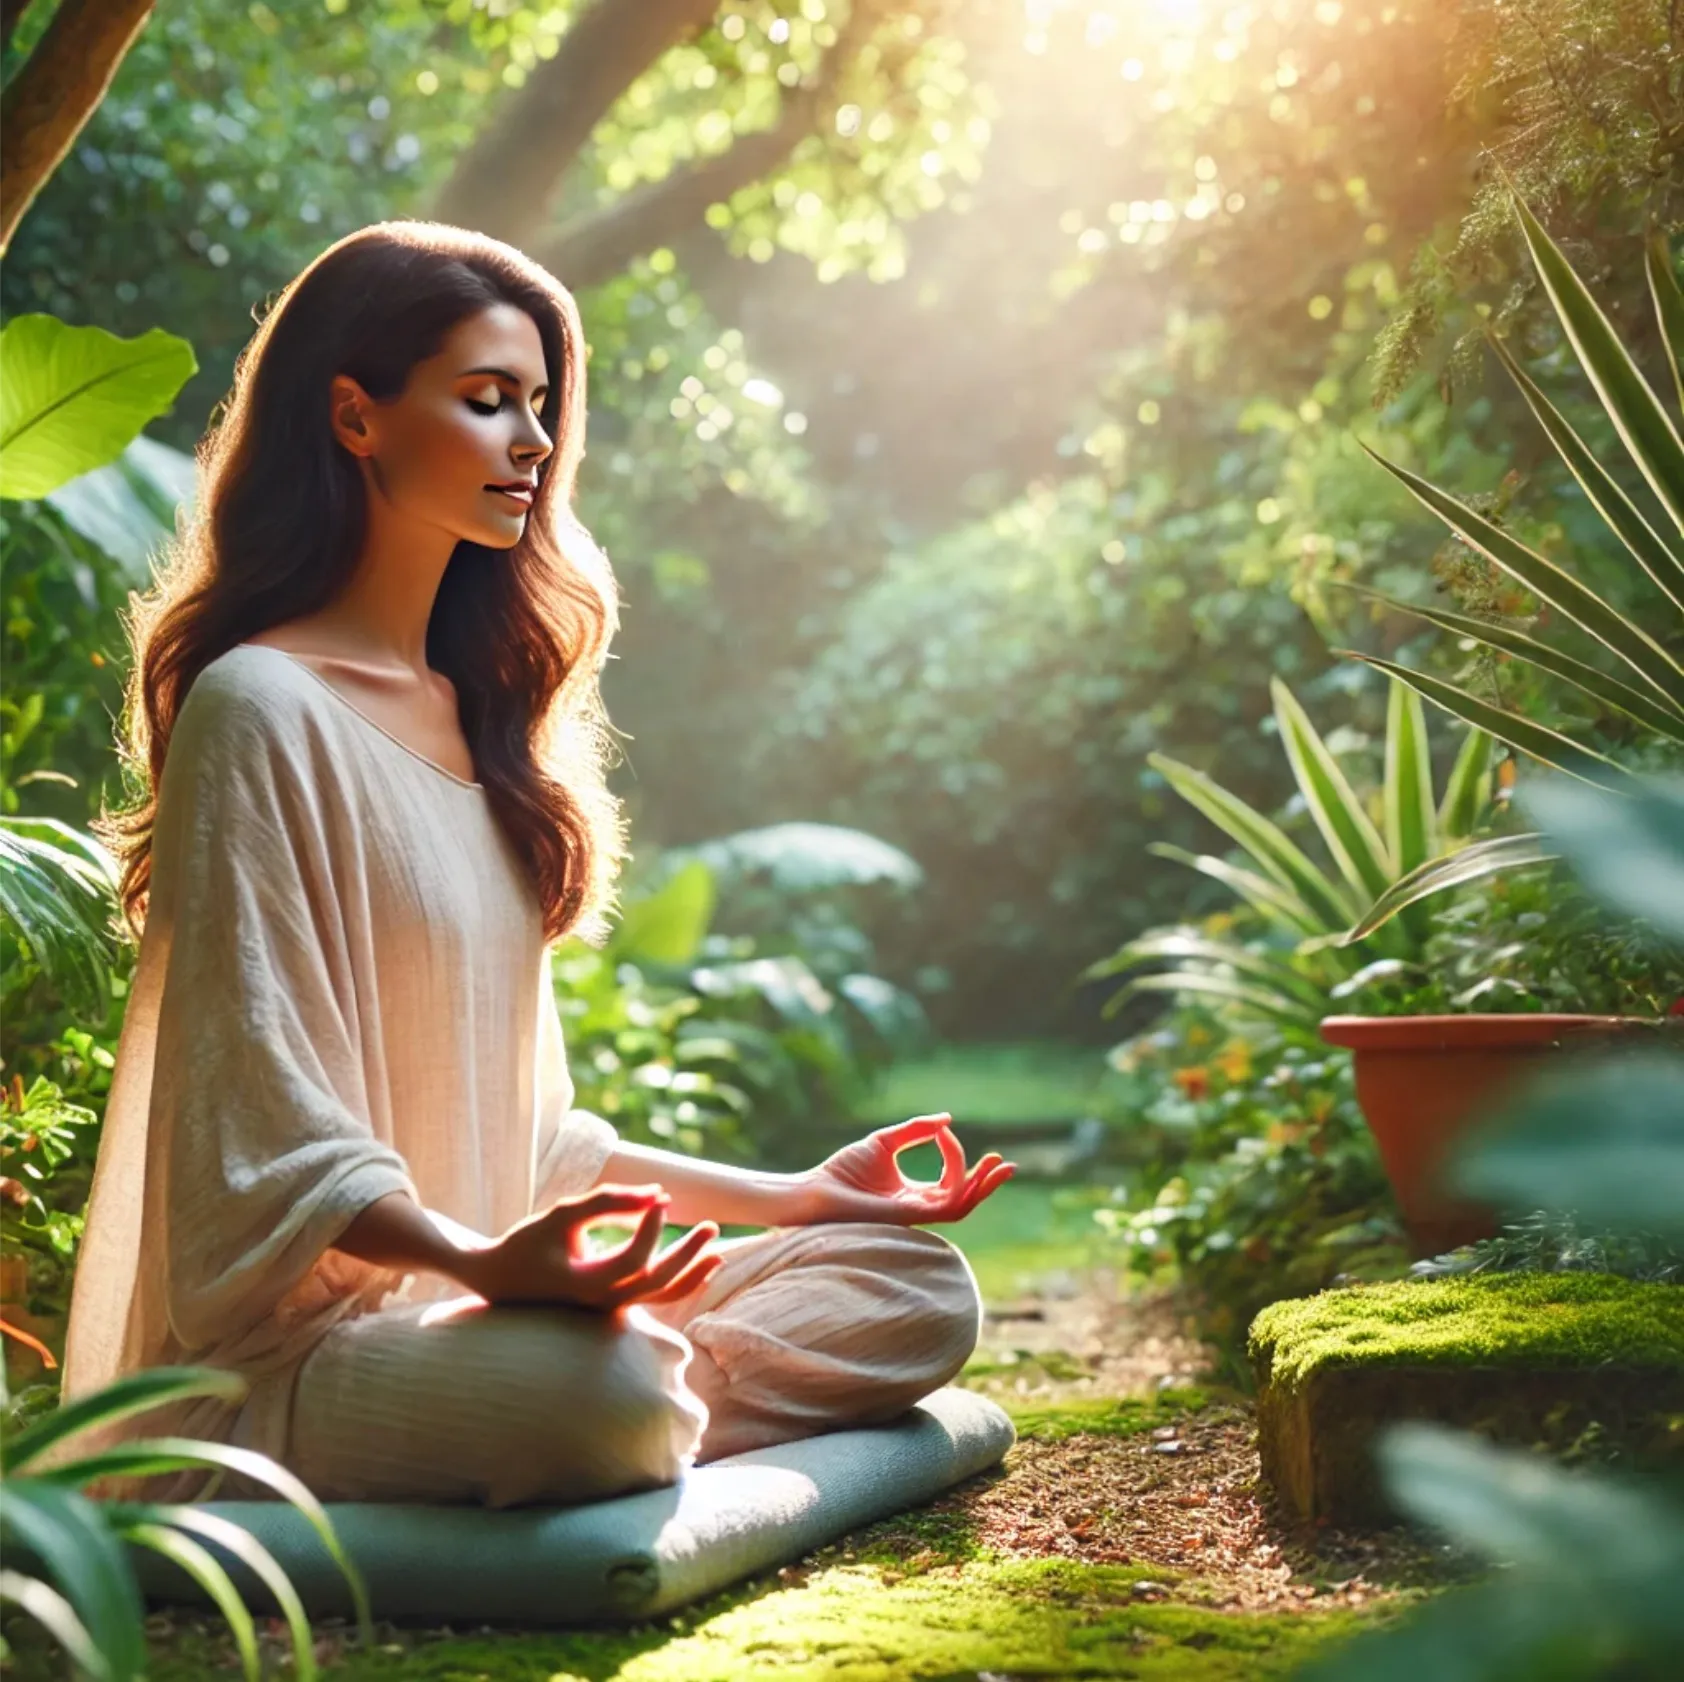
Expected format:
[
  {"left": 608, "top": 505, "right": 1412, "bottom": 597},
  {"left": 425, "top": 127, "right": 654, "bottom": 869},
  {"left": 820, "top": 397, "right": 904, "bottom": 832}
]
[{"left": 270, "top": 1222, "right": 983, "bottom": 1508}]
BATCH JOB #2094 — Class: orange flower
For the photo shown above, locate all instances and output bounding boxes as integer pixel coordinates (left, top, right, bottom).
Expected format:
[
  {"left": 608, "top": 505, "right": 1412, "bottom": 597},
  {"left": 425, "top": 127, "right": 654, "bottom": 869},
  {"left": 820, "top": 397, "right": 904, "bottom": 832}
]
[
  {"left": 1173, "top": 1066, "right": 1210, "bottom": 1100},
  {"left": 1216, "top": 1040, "right": 1252, "bottom": 1085}
]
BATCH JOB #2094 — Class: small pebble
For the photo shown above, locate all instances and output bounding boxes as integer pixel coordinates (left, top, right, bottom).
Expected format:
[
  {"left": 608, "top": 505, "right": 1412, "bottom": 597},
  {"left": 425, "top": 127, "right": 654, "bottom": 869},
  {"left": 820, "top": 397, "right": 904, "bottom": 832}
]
[{"left": 1153, "top": 1440, "right": 1184, "bottom": 1455}]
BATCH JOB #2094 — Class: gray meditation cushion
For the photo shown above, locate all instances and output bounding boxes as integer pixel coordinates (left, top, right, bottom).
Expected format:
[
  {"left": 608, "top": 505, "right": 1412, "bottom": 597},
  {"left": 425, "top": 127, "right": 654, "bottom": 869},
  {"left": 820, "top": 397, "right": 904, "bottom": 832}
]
[{"left": 130, "top": 1386, "right": 1016, "bottom": 1624}]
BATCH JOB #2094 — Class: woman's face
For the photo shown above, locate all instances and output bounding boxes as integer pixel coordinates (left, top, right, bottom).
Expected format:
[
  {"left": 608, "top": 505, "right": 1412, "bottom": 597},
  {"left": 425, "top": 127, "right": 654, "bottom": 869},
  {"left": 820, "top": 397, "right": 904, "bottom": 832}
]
[{"left": 331, "top": 301, "right": 555, "bottom": 550}]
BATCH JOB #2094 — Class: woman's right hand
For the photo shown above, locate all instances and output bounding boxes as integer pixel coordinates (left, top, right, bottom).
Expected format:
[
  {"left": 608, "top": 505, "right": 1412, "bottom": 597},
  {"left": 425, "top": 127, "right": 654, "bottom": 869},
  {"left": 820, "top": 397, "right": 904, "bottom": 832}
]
[{"left": 464, "top": 1184, "right": 722, "bottom": 1311}]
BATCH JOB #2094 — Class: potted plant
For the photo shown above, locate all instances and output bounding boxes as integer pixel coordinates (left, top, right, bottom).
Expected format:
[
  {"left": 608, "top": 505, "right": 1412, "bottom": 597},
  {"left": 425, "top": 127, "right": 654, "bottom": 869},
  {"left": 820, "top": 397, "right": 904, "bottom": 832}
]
[
  {"left": 1086, "top": 669, "right": 1541, "bottom": 1254},
  {"left": 1318, "top": 190, "right": 1684, "bottom": 1251},
  {"left": 1317, "top": 1011, "right": 1648, "bottom": 1255}
]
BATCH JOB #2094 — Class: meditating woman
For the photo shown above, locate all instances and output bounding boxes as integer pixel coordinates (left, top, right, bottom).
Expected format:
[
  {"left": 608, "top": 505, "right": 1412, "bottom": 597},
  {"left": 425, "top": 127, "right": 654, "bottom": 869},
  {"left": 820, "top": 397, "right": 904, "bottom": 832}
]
[{"left": 60, "top": 221, "right": 1015, "bottom": 1509}]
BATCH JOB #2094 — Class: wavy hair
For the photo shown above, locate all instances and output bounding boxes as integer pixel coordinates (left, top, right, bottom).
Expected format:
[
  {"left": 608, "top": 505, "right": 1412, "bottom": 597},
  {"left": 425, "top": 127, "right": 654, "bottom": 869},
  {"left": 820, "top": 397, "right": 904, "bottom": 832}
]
[{"left": 95, "top": 220, "right": 628, "bottom": 949}]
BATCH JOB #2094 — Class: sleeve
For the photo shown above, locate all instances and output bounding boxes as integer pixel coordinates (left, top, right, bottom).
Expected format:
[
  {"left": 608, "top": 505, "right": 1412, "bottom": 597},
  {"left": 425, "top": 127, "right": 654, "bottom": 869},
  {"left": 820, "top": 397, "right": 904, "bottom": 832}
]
[
  {"left": 529, "top": 965, "right": 618, "bottom": 1213},
  {"left": 146, "top": 679, "right": 419, "bottom": 1356}
]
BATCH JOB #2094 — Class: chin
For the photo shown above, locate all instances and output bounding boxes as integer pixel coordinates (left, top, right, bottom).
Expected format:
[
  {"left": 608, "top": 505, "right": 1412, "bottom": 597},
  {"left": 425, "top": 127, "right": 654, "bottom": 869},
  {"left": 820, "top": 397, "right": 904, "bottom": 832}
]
[{"left": 468, "top": 521, "right": 527, "bottom": 550}]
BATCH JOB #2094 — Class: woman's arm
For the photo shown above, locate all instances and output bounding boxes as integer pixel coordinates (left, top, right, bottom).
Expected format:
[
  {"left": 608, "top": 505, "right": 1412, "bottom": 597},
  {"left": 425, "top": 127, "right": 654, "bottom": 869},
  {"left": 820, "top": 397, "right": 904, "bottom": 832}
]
[
  {"left": 597, "top": 1138, "right": 823, "bottom": 1229},
  {"left": 330, "top": 1190, "right": 497, "bottom": 1292},
  {"left": 596, "top": 1114, "right": 1017, "bottom": 1229}
]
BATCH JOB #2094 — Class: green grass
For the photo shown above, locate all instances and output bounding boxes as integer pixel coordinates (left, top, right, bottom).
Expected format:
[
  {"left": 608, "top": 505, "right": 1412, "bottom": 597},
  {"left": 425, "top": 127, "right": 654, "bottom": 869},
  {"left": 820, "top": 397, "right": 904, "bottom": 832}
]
[
  {"left": 929, "top": 1174, "right": 1120, "bottom": 1304},
  {"left": 1250, "top": 1272, "right": 1684, "bottom": 1393},
  {"left": 124, "top": 1559, "right": 1385, "bottom": 1681},
  {"left": 854, "top": 1041, "right": 1112, "bottom": 1126}
]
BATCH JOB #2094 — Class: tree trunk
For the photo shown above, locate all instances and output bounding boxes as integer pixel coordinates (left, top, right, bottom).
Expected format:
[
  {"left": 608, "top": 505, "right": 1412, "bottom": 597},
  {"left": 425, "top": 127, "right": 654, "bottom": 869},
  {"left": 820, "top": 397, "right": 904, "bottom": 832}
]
[{"left": 0, "top": 0, "right": 156, "bottom": 258}]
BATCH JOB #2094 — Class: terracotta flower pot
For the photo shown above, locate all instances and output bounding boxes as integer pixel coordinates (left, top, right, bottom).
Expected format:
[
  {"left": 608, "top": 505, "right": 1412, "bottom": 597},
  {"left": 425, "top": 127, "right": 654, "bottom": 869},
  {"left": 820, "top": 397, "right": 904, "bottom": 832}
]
[{"left": 1319, "top": 1013, "right": 1650, "bottom": 1258}]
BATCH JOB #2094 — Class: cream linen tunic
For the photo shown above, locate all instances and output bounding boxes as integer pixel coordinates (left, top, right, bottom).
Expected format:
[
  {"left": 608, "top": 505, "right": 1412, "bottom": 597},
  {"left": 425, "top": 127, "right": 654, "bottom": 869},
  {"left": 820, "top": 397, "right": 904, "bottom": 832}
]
[
  {"left": 59, "top": 644, "right": 615, "bottom": 1481},
  {"left": 60, "top": 643, "right": 981, "bottom": 1507}
]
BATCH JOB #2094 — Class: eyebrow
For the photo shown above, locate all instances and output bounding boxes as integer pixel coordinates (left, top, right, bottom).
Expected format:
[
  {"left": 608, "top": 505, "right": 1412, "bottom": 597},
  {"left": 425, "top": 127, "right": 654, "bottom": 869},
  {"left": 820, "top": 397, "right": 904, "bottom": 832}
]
[{"left": 460, "top": 365, "right": 549, "bottom": 394}]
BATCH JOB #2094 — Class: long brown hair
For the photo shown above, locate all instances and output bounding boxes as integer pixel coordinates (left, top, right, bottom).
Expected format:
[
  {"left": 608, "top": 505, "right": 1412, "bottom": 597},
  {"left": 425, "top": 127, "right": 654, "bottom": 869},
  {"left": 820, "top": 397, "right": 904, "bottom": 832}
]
[{"left": 94, "top": 220, "right": 628, "bottom": 949}]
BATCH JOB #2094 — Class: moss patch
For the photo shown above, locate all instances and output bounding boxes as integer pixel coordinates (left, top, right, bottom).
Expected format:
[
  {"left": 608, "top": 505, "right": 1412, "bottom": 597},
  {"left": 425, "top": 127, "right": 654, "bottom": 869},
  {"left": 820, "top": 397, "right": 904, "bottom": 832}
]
[
  {"left": 1250, "top": 1274, "right": 1684, "bottom": 1525},
  {"left": 1004, "top": 1385, "right": 1211, "bottom": 1444},
  {"left": 124, "top": 1558, "right": 1384, "bottom": 1681},
  {"left": 1248, "top": 1272, "right": 1684, "bottom": 1393}
]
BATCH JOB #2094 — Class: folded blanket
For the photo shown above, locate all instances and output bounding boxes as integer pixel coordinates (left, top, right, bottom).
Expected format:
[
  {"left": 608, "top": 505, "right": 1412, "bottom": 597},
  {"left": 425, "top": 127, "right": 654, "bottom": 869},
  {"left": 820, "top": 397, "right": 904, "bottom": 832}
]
[{"left": 130, "top": 1385, "right": 1015, "bottom": 1624}]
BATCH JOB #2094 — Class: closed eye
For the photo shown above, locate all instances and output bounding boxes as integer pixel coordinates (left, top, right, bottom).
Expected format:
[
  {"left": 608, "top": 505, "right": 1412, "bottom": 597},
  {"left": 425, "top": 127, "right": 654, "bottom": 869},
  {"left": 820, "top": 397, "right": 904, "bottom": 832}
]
[{"left": 466, "top": 395, "right": 547, "bottom": 417}]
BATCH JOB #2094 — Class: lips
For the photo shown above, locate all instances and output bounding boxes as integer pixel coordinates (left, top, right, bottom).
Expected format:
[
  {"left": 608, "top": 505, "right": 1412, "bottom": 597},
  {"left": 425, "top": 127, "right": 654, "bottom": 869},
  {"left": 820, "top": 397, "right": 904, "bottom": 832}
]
[{"left": 486, "top": 482, "right": 533, "bottom": 506}]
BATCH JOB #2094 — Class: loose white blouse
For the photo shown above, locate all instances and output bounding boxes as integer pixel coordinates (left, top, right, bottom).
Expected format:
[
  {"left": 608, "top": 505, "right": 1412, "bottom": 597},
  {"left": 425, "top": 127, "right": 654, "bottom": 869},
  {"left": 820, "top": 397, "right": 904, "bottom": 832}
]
[{"left": 58, "top": 643, "right": 618, "bottom": 1472}]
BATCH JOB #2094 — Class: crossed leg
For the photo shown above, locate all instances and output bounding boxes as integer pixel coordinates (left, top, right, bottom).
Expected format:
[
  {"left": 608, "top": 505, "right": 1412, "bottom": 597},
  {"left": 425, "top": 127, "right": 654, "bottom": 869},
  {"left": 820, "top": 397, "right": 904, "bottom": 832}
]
[{"left": 277, "top": 1222, "right": 982, "bottom": 1506}]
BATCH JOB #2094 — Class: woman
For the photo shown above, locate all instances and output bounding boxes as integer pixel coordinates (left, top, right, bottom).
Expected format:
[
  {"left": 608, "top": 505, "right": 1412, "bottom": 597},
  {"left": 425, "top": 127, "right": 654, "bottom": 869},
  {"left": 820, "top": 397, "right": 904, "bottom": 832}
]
[{"left": 62, "top": 220, "right": 1016, "bottom": 1509}]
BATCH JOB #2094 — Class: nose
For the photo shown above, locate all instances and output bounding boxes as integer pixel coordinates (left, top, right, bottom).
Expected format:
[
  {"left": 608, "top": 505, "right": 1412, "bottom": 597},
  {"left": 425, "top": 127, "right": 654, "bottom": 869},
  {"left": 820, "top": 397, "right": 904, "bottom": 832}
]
[{"left": 511, "top": 409, "right": 553, "bottom": 467}]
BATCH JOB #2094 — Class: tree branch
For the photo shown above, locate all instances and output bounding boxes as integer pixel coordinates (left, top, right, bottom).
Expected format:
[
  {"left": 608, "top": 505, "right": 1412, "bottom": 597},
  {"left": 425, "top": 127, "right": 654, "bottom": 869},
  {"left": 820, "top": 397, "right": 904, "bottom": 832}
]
[
  {"left": 531, "top": 108, "right": 813, "bottom": 290},
  {"left": 532, "top": 0, "right": 881, "bottom": 290},
  {"left": 427, "top": 0, "right": 719, "bottom": 243},
  {"left": 0, "top": 0, "right": 155, "bottom": 257}
]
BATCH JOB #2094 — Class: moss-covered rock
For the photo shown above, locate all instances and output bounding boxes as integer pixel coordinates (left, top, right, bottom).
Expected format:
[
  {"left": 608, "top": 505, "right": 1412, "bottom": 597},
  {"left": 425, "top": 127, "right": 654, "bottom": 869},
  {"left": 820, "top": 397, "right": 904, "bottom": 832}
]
[{"left": 1249, "top": 1274, "right": 1684, "bottom": 1525}]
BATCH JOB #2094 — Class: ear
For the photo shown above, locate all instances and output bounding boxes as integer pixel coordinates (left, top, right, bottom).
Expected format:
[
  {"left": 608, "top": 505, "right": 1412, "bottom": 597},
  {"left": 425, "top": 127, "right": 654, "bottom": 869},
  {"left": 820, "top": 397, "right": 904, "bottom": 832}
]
[{"left": 328, "top": 373, "right": 377, "bottom": 458}]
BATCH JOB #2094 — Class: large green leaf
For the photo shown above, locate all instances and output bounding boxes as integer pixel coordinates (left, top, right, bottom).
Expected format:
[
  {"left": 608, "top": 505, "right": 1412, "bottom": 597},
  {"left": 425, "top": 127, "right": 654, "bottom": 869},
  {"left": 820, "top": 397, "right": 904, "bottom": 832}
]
[
  {"left": 688, "top": 954, "right": 836, "bottom": 1032},
  {"left": 0, "top": 315, "right": 197, "bottom": 501},
  {"left": 1520, "top": 774, "right": 1684, "bottom": 943},
  {"left": 1147, "top": 752, "right": 1357, "bottom": 931},
  {"left": 44, "top": 434, "right": 199, "bottom": 587},
  {"left": 669, "top": 822, "right": 923, "bottom": 893},
  {"left": 1146, "top": 842, "right": 1324, "bottom": 937},
  {"left": 0, "top": 817, "right": 125, "bottom": 1027},
  {"left": 0, "top": 1484, "right": 145, "bottom": 1681},
  {"left": 1345, "top": 586, "right": 1684, "bottom": 743},
  {"left": 1340, "top": 653, "right": 1639, "bottom": 791},
  {"left": 609, "top": 858, "right": 715, "bottom": 966},
  {"left": 1299, "top": 1423, "right": 1684, "bottom": 1680},
  {"left": 1512, "top": 192, "right": 1684, "bottom": 547},
  {"left": 1646, "top": 227, "right": 1684, "bottom": 418},
  {"left": 1450, "top": 1053, "right": 1684, "bottom": 1236},
  {"left": 1383, "top": 677, "right": 1437, "bottom": 878},
  {"left": 1488, "top": 331, "right": 1684, "bottom": 614},
  {"left": 1438, "top": 726, "right": 1495, "bottom": 841},
  {"left": 6, "top": 1366, "right": 248, "bottom": 1474},
  {"left": 1360, "top": 443, "right": 1684, "bottom": 709},
  {"left": 1100, "top": 969, "right": 1322, "bottom": 1030},
  {"left": 1271, "top": 678, "right": 1394, "bottom": 901},
  {"left": 1341, "top": 833, "right": 1558, "bottom": 945}
]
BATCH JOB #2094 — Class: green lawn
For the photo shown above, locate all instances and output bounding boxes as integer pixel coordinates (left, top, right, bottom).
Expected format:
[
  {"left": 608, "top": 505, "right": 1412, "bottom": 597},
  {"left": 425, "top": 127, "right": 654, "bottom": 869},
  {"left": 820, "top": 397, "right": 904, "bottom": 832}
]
[
  {"left": 853, "top": 1041, "right": 1113, "bottom": 1127},
  {"left": 932, "top": 1174, "right": 1120, "bottom": 1304}
]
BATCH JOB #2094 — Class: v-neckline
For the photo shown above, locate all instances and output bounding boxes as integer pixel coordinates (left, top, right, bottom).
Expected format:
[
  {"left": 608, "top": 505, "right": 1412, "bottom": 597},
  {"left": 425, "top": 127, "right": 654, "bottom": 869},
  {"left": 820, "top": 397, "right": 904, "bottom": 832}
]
[{"left": 232, "top": 644, "right": 486, "bottom": 791}]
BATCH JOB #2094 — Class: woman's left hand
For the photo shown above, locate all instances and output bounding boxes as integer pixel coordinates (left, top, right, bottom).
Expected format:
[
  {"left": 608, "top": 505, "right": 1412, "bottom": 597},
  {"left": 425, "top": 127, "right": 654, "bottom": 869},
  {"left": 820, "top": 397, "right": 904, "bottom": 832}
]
[{"left": 800, "top": 1114, "right": 1016, "bottom": 1226}]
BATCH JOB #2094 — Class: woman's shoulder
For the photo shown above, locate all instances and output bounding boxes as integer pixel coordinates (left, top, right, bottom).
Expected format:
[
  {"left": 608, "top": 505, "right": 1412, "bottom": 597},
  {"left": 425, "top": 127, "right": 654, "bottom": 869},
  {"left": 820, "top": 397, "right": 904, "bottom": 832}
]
[{"left": 173, "top": 644, "right": 340, "bottom": 772}]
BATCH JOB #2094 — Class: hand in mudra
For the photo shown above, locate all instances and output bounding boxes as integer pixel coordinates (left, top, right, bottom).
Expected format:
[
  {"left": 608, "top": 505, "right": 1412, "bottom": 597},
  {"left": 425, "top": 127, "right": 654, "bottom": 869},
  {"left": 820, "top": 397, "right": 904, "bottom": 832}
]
[
  {"left": 807, "top": 1114, "right": 1016, "bottom": 1226},
  {"left": 472, "top": 1185, "right": 721, "bottom": 1311}
]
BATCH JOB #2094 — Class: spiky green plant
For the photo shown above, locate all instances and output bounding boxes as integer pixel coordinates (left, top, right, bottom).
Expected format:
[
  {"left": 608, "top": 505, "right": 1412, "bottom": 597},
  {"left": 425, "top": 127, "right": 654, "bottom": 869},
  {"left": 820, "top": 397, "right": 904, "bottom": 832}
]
[
  {"left": 1334, "top": 192, "right": 1683, "bottom": 940},
  {"left": 1082, "top": 675, "right": 1508, "bottom": 1030},
  {"left": 1348, "top": 194, "right": 1684, "bottom": 787},
  {"left": 1, "top": 1365, "right": 372, "bottom": 1680}
]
